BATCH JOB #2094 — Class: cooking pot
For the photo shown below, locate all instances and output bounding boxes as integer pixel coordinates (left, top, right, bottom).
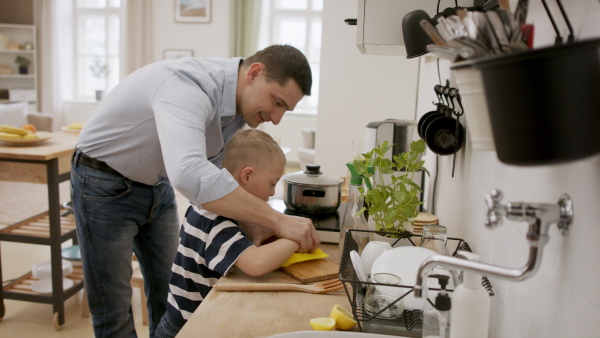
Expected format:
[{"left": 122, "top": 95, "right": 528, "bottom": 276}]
[{"left": 283, "top": 164, "right": 343, "bottom": 214}]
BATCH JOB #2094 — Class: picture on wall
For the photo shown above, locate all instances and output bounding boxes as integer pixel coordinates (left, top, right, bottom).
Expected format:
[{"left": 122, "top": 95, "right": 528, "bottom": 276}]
[
  {"left": 175, "top": 0, "right": 211, "bottom": 23},
  {"left": 164, "top": 49, "right": 194, "bottom": 60}
]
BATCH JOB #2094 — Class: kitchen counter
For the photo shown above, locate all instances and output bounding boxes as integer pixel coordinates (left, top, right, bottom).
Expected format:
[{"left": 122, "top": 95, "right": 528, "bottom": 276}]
[{"left": 177, "top": 243, "right": 358, "bottom": 337}]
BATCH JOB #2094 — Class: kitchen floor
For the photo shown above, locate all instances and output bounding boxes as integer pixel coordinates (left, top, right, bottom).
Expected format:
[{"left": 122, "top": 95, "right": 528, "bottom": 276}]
[{"left": 0, "top": 164, "right": 299, "bottom": 337}]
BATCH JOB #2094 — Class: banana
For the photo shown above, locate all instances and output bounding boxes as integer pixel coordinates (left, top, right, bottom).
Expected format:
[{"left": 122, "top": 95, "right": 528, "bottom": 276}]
[
  {"left": 0, "top": 125, "right": 28, "bottom": 136},
  {"left": 66, "top": 122, "right": 84, "bottom": 130},
  {"left": 0, "top": 131, "right": 23, "bottom": 139},
  {"left": 22, "top": 133, "right": 39, "bottom": 139}
]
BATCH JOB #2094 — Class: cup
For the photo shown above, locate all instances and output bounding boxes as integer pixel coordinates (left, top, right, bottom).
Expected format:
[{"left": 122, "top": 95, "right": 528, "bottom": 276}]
[
  {"left": 419, "top": 224, "right": 450, "bottom": 256},
  {"left": 364, "top": 273, "right": 405, "bottom": 319},
  {"left": 360, "top": 241, "right": 392, "bottom": 275}
]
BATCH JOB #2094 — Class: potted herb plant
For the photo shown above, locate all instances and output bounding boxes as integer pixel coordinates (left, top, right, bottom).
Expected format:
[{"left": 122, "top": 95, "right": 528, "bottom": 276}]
[
  {"left": 14, "top": 56, "right": 31, "bottom": 74},
  {"left": 89, "top": 57, "right": 109, "bottom": 101},
  {"left": 353, "top": 139, "right": 429, "bottom": 239}
]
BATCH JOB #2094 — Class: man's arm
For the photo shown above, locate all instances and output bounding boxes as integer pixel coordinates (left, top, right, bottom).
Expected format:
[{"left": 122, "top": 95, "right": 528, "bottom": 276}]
[
  {"left": 234, "top": 238, "right": 300, "bottom": 276},
  {"left": 203, "top": 186, "right": 320, "bottom": 252}
]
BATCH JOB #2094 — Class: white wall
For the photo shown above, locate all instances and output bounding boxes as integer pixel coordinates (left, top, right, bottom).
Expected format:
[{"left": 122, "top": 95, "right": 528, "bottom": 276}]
[
  {"left": 315, "top": 0, "right": 421, "bottom": 178},
  {"left": 319, "top": 0, "right": 600, "bottom": 337},
  {"left": 151, "top": 0, "right": 231, "bottom": 61},
  {"left": 417, "top": 1, "right": 600, "bottom": 337}
]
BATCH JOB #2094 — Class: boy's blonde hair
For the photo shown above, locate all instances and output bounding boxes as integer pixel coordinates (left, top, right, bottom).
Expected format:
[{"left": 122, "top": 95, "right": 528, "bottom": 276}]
[{"left": 223, "top": 129, "right": 286, "bottom": 174}]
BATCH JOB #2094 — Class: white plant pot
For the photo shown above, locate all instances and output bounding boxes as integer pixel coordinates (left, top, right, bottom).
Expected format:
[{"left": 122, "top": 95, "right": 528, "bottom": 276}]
[
  {"left": 95, "top": 90, "right": 104, "bottom": 101},
  {"left": 451, "top": 61, "right": 495, "bottom": 151}
]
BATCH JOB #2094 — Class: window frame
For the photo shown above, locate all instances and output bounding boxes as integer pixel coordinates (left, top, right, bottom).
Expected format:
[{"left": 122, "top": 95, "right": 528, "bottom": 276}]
[
  {"left": 73, "top": 1, "right": 122, "bottom": 101},
  {"left": 260, "top": 0, "right": 322, "bottom": 115}
]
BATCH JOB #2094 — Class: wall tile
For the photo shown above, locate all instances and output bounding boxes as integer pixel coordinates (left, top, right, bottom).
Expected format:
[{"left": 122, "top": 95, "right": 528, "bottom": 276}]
[{"left": 568, "top": 289, "right": 600, "bottom": 337}]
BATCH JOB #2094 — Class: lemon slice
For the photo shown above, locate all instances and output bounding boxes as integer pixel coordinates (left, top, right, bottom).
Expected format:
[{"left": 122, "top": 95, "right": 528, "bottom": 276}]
[
  {"left": 330, "top": 304, "right": 357, "bottom": 331},
  {"left": 310, "top": 317, "right": 335, "bottom": 331}
]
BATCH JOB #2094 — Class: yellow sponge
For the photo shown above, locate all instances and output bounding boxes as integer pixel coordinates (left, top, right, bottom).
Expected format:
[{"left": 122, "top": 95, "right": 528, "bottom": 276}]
[{"left": 280, "top": 248, "right": 329, "bottom": 267}]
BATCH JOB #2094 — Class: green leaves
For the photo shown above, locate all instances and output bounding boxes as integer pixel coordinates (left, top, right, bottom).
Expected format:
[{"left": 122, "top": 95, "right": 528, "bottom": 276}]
[{"left": 359, "top": 139, "right": 429, "bottom": 236}]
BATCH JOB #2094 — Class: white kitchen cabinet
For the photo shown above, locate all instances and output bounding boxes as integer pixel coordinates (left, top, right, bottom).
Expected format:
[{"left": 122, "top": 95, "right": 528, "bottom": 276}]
[{"left": 0, "top": 23, "right": 38, "bottom": 112}]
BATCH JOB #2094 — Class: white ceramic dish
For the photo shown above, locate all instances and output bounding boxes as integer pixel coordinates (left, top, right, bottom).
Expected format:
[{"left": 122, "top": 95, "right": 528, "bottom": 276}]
[
  {"left": 360, "top": 240, "right": 392, "bottom": 275},
  {"left": 350, "top": 250, "right": 368, "bottom": 284},
  {"left": 30, "top": 278, "right": 74, "bottom": 295},
  {"left": 370, "top": 246, "right": 453, "bottom": 310},
  {"left": 32, "top": 259, "right": 73, "bottom": 279},
  {"left": 268, "top": 331, "right": 405, "bottom": 338},
  {"left": 61, "top": 126, "right": 81, "bottom": 133},
  {"left": 0, "top": 131, "right": 53, "bottom": 146}
]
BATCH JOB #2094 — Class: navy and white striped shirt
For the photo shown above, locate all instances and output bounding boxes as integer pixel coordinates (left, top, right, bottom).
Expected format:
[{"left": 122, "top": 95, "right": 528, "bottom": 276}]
[{"left": 165, "top": 204, "right": 253, "bottom": 324}]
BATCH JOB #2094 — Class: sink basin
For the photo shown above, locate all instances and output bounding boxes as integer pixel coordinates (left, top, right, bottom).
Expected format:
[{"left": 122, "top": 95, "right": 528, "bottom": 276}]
[{"left": 268, "top": 331, "right": 409, "bottom": 338}]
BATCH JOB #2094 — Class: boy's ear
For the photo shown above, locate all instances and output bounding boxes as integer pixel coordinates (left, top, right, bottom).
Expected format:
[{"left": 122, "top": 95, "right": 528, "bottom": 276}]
[{"left": 239, "top": 166, "right": 254, "bottom": 184}]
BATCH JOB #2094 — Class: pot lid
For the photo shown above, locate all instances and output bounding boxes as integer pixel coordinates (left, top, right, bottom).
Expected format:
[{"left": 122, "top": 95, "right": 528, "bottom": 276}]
[{"left": 283, "top": 164, "right": 344, "bottom": 186}]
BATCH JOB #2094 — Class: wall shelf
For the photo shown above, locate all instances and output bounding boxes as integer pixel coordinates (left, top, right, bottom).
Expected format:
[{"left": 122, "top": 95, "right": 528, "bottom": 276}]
[{"left": 0, "top": 23, "right": 38, "bottom": 112}]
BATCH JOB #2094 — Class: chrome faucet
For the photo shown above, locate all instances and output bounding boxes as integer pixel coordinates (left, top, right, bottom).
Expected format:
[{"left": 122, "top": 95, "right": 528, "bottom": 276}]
[{"left": 414, "top": 189, "right": 574, "bottom": 298}]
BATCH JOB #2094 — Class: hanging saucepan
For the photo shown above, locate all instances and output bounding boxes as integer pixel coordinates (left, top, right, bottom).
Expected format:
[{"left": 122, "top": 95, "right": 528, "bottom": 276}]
[
  {"left": 424, "top": 105, "right": 466, "bottom": 156},
  {"left": 283, "top": 164, "right": 343, "bottom": 214},
  {"left": 418, "top": 85, "right": 446, "bottom": 138}
]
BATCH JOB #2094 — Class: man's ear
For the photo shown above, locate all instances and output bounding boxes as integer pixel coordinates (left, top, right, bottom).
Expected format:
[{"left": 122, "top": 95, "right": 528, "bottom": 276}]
[
  {"left": 239, "top": 166, "right": 254, "bottom": 184},
  {"left": 246, "top": 62, "right": 264, "bottom": 84}
]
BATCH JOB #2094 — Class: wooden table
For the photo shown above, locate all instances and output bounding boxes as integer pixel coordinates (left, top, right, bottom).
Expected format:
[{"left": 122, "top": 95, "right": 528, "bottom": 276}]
[
  {"left": 0, "top": 131, "right": 82, "bottom": 329},
  {"left": 177, "top": 243, "right": 358, "bottom": 338}
]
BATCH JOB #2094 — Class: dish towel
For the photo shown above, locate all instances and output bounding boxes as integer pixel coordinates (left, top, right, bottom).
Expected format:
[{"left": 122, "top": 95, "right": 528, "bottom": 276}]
[{"left": 280, "top": 248, "right": 329, "bottom": 267}]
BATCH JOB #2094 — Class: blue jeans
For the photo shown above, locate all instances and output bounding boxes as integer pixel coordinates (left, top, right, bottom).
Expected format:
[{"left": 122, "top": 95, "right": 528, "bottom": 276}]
[
  {"left": 71, "top": 155, "right": 180, "bottom": 338},
  {"left": 155, "top": 311, "right": 185, "bottom": 338}
]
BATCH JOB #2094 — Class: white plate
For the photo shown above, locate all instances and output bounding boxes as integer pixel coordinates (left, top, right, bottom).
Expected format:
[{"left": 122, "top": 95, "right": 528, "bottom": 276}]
[
  {"left": 32, "top": 259, "right": 73, "bottom": 279},
  {"left": 0, "top": 131, "right": 53, "bottom": 146},
  {"left": 370, "top": 246, "right": 453, "bottom": 310},
  {"left": 268, "top": 331, "right": 404, "bottom": 338},
  {"left": 61, "top": 126, "right": 81, "bottom": 133},
  {"left": 30, "top": 278, "right": 74, "bottom": 295},
  {"left": 350, "top": 250, "right": 367, "bottom": 283}
]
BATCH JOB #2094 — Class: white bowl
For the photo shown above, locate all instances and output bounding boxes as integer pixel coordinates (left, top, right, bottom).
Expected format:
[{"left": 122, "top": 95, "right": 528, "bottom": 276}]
[
  {"left": 32, "top": 259, "right": 73, "bottom": 279},
  {"left": 30, "top": 278, "right": 74, "bottom": 295},
  {"left": 370, "top": 246, "right": 453, "bottom": 310},
  {"left": 360, "top": 241, "right": 392, "bottom": 275}
]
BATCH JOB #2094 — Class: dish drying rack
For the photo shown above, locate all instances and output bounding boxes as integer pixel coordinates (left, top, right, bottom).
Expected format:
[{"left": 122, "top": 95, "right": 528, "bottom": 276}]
[{"left": 339, "top": 229, "right": 494, "bottom": 336}]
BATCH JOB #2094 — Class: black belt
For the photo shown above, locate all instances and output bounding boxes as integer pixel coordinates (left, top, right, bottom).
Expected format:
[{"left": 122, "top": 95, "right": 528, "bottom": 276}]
[{"left": 73, "top": 150, "right": 125, "bottom": 178}]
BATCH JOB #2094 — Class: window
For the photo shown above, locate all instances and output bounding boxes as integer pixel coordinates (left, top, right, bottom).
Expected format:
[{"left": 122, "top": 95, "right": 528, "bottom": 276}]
[
  {"left": 74, "top": 0, "right": 122, "bottom": 100},
  {"left": 259, "top": 0, "right": 322, "bottom": 114}
]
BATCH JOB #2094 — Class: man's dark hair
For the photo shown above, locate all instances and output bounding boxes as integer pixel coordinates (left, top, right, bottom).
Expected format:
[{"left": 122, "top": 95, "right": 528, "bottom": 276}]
[{"left": 243, "top": 44, "right": 312, "bottom": 96}]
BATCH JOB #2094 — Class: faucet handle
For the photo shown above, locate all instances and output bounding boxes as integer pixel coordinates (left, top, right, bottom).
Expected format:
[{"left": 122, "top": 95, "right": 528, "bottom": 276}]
[{"left": 485, "top": 189, "right": 505, "bottom": 229}]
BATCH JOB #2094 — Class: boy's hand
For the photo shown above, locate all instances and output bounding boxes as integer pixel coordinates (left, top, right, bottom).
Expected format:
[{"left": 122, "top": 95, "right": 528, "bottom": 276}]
[{"left": 239, "top": 221, "right": 275, "bottom": 246}]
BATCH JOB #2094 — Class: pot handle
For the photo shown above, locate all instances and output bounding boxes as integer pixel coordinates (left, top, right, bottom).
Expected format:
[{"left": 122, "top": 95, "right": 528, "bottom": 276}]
[
  {"left": 303, "top": 164, "right": 322, "bottom": 175},
  {"left": 302, "top": 189, "right": 326, "bottom": 198}
]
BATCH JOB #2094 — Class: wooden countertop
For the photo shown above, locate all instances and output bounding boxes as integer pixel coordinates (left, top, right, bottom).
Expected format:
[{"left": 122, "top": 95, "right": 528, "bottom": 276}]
[{"left": 177, "top": 243, "right": 359, "bottom": 338}]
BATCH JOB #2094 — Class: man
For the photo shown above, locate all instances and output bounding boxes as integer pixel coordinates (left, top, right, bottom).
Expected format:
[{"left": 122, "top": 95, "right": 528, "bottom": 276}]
[{"left": 71, "top": 45, "right": 319, "bottom": 337}]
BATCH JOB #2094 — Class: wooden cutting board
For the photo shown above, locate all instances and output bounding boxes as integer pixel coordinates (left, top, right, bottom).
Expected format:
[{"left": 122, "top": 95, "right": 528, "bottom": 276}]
[{"left": 279, "top": 258, "right": 339, "bottom": 283}]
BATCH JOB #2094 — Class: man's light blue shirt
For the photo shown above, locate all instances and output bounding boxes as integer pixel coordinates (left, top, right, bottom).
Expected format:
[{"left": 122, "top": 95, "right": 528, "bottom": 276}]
[{"left": 77, "top": 56, "right": 245, "bottom": 207}]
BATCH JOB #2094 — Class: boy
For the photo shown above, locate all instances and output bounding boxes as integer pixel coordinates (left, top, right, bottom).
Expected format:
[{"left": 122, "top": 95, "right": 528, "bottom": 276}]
[{"left": 155, "top": 129, "right": 299, "bottom": 337}]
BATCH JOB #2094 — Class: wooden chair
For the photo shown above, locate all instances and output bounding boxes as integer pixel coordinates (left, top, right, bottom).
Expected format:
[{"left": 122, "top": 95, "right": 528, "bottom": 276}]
[{"left": 130, "top": 266, "right": 148, "bottom": 326}]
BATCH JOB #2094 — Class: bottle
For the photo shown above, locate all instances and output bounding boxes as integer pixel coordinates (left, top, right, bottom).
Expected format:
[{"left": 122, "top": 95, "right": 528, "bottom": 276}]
[
  {"left": 449, "top": 251, "right": 490, "bottom": 338},
  {"left": 339, "top": 162, "right": 369, "bottom": 256},
  {"left": 422, "top": 274, "right": 451, "bottom": 338}
]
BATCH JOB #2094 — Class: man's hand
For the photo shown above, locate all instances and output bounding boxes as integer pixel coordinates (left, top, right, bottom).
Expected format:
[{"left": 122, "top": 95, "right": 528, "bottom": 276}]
[{"left": 274, "top": 214, "right": 320, "bottom": 253}]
